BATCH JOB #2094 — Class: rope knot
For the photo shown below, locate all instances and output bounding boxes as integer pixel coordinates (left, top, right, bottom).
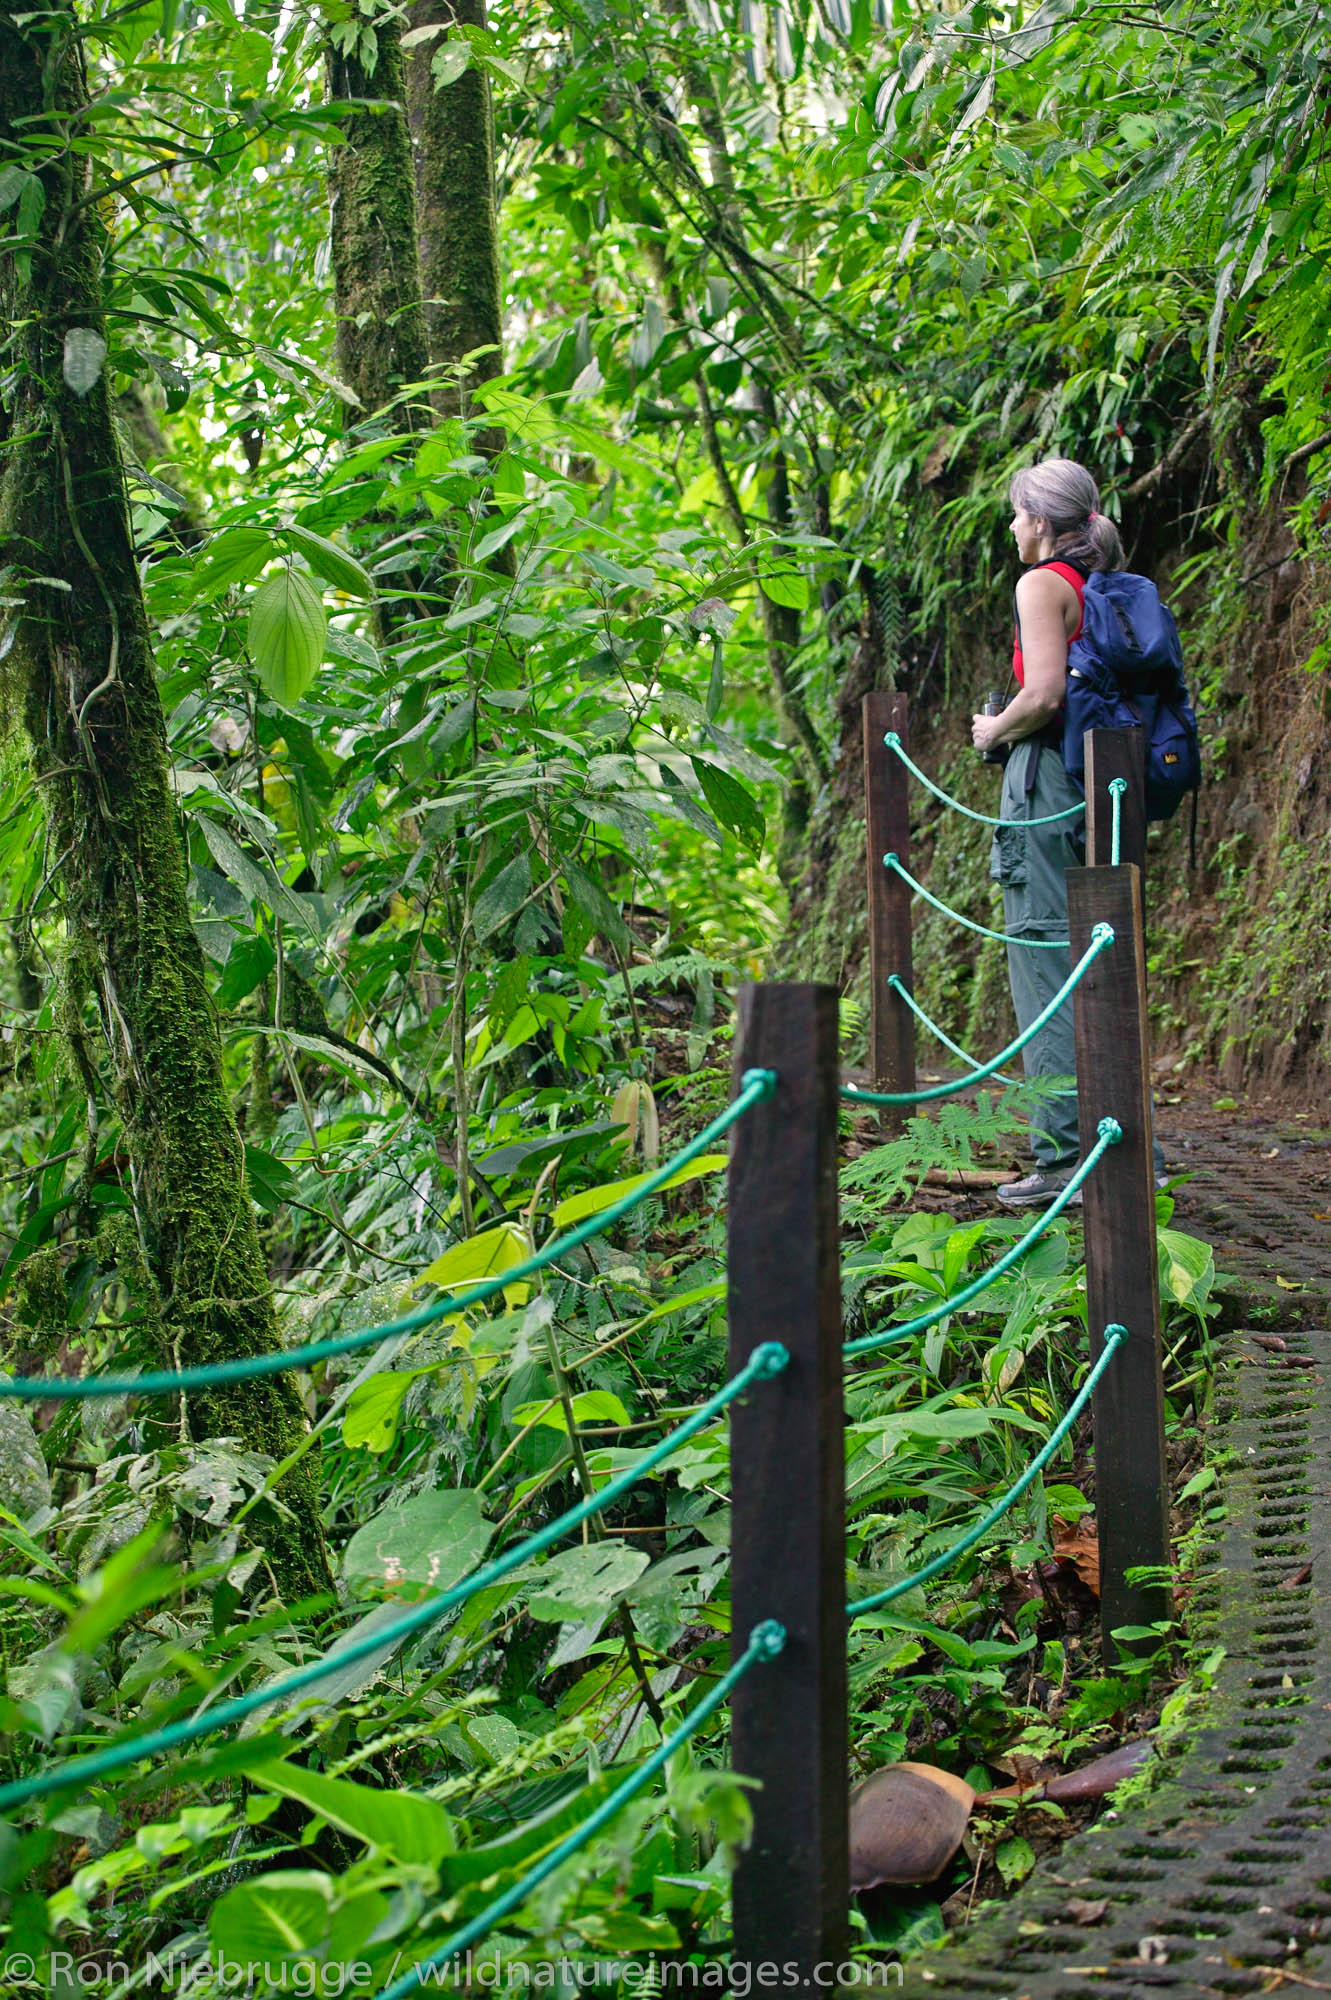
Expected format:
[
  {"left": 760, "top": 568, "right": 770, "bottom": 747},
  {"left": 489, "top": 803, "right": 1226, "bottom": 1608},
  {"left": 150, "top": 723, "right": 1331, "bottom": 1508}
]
[
  {"left": 1104, "top": 1321, "right": 1130, "bottom": 1344},
  {"left": 739, "top": 1067, "right": 778, "bottom": 1101},
  {"left": 1097, "top": 1116, "right": 1124, "bottom": 1145},
  {"left": 750, "top": 1619, "right": 787, "bottom": 1661},
  {"left": 1107, "top": 777, "right": 1128, "bottom": 797},
  {"left": 750, "top": 1340, "right": 790, "bottom": 1379},
  {"left": 1091, "top": 922, "right": 1115, "bottom": 947},
  {"left": 884, "top": 730, "right": 902, "bottom": 749}
]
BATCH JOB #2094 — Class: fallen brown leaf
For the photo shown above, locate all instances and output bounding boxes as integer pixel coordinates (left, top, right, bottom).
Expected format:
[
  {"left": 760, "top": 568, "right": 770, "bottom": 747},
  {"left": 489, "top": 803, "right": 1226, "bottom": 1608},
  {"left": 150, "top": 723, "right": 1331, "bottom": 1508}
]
[
  {"left": 1064, "top": 1897, "right": 1109, "bottom": 1925},
  {"left": 1052, "top": 1514, "right": 1101, "bottom": 1596},
  {"left": 1281, "top": 1562, "right": 1314, "bottom": 1589}
]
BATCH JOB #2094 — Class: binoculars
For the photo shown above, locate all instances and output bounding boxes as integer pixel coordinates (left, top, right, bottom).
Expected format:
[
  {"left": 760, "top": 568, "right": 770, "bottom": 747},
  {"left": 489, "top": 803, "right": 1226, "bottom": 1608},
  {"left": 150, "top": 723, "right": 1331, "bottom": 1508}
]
[{"left": 980, "top": 689, "right": 1008, "bottom": 766}]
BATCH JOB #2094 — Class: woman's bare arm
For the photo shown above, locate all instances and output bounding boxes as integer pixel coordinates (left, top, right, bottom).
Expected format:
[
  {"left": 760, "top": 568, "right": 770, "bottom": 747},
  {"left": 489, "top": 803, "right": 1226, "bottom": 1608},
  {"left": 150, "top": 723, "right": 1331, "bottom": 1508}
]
[{"left": 971, "top": 568, "right": 1081, "bottom": 751}]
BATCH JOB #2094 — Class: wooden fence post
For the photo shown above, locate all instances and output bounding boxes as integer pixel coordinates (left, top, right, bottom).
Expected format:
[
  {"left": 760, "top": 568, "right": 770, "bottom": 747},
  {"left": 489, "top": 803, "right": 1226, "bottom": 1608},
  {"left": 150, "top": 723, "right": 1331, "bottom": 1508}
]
[
  {"left": 863, "top": 691, "right": 915, "bottom": 1114},
  {"left": 1084, "top": 726, "right": 1147, "bottom": 872},
  {"left": 729, "top": 983, "right": 848, "bottom": 1980},
  {"left": 1066, "top": 865, "right": 1171, "bottom": 1656}
]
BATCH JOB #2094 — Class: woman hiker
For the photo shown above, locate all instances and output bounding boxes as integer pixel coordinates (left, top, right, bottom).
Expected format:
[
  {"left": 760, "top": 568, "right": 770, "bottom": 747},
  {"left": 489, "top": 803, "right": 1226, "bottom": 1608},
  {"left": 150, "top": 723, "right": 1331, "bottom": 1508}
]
[{"left": 970, "top": 456, "right": 1164, "bottom": 1208}]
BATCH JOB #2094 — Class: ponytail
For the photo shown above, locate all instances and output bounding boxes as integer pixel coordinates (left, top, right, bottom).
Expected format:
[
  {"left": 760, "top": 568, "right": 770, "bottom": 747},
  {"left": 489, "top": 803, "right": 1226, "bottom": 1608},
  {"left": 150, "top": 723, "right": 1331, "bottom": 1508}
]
[{"left": 1009, "top": 457, "right": 1124, "bottom": 573}]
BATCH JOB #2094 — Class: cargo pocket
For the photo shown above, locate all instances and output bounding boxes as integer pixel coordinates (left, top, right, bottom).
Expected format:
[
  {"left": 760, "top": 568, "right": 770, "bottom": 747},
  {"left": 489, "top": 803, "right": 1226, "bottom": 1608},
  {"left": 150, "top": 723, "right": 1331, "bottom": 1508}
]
[{"left": 992, "top": 820, "right": 1027, "bottom": 888}]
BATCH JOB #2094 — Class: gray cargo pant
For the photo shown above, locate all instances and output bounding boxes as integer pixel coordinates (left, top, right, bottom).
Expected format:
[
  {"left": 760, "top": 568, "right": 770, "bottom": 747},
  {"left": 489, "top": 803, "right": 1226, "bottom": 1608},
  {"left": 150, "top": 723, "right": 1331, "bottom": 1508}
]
[
  {"left": 989, "top": 740, "right": 1083, "bottom": 1170},
  {"left": 990, "top": 739, "right": 1164, "bottom": 1177}
]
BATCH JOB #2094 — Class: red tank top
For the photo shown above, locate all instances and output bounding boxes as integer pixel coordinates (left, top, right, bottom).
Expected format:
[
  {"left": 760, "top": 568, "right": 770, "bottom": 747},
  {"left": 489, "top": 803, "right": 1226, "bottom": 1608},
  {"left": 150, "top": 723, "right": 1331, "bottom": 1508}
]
[{"left": 1012, "top": 560, "right": 1086, "bottom": 685}]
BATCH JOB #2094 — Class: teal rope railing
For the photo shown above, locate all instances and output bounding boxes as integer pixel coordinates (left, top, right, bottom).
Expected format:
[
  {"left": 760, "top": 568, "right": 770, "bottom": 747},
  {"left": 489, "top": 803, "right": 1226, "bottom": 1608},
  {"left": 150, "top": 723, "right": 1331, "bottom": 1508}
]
[
  {"left": 887, "top": 974, "right": 1017, "bottom": 1086},
  {"left": 847, "top": 1325, "right": 1127, "bottom": 1616},
  {"left": 371, "top": 1620, "right": 786, "bottom": 2000},
  {"left": 842, "top": 1118, "right": 1120, "bottom": 1360},
  {"left": 840, "top": 925, "right": 1113, "bottom": 1107},
  {"left": 0, "top": 1340, "right": 789, "bottom": 1814},
  {"left": 0, "top": 1070, "right": 778, "bottom": 1403},
  {"left": 1109, "top": 776, "right": 1126, "bottom": 865},
  {"left": 884, "top": 854, "right": 1069, "bottom": 950},
  {"left": 884, "top": 732, "right": 1086, "bottom": 827}
]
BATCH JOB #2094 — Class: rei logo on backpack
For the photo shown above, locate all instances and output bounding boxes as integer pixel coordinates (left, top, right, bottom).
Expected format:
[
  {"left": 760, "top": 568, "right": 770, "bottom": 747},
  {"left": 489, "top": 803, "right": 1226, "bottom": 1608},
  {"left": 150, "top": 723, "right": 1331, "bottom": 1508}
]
[{"left": 1063, "top": 571, "right": 1201, "bottom": 821}]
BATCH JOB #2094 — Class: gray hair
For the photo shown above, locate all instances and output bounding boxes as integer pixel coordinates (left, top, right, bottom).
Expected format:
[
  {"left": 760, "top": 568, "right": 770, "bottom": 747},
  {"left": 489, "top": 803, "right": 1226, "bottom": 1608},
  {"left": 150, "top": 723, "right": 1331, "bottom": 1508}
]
[{"left": 1009, "top": 456, "right": 1124, "bottom": 572}]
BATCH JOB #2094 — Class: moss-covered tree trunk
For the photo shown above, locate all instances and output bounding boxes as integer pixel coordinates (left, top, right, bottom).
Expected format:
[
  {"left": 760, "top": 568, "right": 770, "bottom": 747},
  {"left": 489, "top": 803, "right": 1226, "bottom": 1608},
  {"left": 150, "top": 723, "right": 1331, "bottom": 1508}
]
[
  {"left": 404, "top": 0, "right": 505, "bottom": 417},
  {"left": 0, "top": 8, "right": 330, "bottom": 1603},
  {"left": 326, "top": 22, "right": 431, "bottom": 423}
]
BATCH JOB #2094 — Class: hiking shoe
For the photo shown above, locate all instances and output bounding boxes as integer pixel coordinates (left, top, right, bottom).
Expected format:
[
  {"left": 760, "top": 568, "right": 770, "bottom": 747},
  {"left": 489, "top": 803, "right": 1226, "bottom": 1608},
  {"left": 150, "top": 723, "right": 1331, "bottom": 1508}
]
[{"left": 996, "top": 1170, "right": 1082, "bottom": 1209}]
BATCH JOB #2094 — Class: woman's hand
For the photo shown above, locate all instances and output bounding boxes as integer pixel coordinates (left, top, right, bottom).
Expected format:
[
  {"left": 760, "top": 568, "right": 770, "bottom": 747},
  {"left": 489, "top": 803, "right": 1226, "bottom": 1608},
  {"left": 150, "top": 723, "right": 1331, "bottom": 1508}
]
[{"left": 972, "top": 711, "right": 1005, "bottom": 754}]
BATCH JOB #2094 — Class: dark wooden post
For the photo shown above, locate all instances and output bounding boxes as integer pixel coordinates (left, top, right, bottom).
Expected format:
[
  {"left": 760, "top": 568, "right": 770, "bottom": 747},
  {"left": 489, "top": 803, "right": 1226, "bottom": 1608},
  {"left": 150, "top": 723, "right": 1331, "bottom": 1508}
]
[
  {"left": 1066, "top": 865, "right": 1170, "bottom": 1657},
  {"left": 1084, "top": 727, "right": 1146, "bottom": 872},
  {"left": 729, "top": 984, "right": 848, "bottom": 1980},
  {"left": 863, "top": 691, "right": 915, "bottom": 1113}
]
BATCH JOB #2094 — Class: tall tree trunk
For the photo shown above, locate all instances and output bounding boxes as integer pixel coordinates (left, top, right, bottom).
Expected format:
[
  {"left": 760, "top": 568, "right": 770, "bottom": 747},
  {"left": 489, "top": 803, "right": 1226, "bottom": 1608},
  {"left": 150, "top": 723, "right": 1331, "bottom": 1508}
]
[
  {"left": 325, "top": 23, "right": 439, "bottom": 636},
  {"left": 0, "top": 8, "right": 331, "bottom": 1604},
  {"left": 404, "top": 0, "right": 505, "bottom": 419},
  {"left": 326, "top": 21, "right": 431, "bottom": 423}
]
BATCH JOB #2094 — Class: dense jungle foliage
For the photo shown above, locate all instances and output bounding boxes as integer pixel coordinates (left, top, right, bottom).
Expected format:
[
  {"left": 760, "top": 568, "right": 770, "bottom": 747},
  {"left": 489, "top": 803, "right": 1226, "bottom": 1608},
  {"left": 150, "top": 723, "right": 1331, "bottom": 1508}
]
[{"left": 0, "top": 0, "right": 1319, "bottom": 1988}]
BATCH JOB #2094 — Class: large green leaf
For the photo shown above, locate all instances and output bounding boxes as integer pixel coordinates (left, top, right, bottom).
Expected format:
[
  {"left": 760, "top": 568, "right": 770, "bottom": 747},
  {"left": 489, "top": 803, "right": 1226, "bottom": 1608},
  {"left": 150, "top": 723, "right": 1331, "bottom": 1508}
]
[
  {"left": 512, "top": 1389, "right": 631, "bottom": 1433},
  {"left": 342, "top": 1369, "right": 422, "bottom": 1453},
  {"left": 216, "top": 931, "right": 276, "bottom": 1009},
  {"left": 562, "top": 858, "right": 634, "bottom": 952},
  {"left": 759, "top": 566, "right": 809, "bottom": 610},
  {"left": 210, "top": 1872, "right": 385, "bottom": 1966},
  {"left": 1157, "top": 1225, "right": 1215, "bottom": 1309},
  {"left": 248, "top": 566, "right": 327, "bottom": 709},
  {"left": 524, "top": 1540, "right": 648, "bottom": 1621},
  {"left": 342, "top": 1489, "right": 493, "bottom": 1598},
  {"left": 281, "top": 524, "right": 374, "bottom": 598},
  {"left": 551, "top": 1154, "right": 726, "bottom": 1226},
  {"left": 248, "top": 1762, "right": 454, "bottom": 1867},
  {"left": 243, "top": 1145, "right": 298, "bottom": 1215},
  {"left": 472, "top": 852, "right": 533, "bottom": 939},
  {"left": 416, "top": 1223, "right": 529, "bottom": 1291},
  {"left": 689, "top": 757, "right": 765, "bottom": 856},
  {"left": 196, "top": 526, "right": 275, "bottom": 595},
  {"left": 439, "top": 1769, "right": 632, "bottom": 1889}
]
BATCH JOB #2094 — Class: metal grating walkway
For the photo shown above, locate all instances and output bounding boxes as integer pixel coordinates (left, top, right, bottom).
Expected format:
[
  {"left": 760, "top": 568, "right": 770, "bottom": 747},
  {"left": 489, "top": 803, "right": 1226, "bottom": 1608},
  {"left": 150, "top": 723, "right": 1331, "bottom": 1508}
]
[{"left": 897, "top": 1328, "right": 1331, "bottom": 1998}]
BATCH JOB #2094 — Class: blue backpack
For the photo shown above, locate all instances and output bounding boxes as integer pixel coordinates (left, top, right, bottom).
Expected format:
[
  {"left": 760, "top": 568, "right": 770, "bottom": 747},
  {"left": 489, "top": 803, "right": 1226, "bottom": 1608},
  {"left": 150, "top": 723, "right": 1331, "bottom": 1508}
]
[{"left": 1062, "top": 570, "right": 1201, "bottom": 821}]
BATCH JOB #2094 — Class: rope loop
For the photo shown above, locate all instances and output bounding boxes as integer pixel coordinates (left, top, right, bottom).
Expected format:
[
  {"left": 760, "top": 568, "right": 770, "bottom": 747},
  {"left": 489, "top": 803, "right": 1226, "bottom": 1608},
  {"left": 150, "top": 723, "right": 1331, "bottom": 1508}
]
[
  {"left": 847, "top": 1322, "right": 1127, "bottom": 1617},
  {"left": 369, "top": 1615, "right": 785, "bottom": 2000},
  {"left": 881, "top": 733, "right": 1086, "bottom": 828},
  {"left": 750, "top": 1340, "right": 791, "bottom": 1379},
  {"left": 883, "top": 853, "right": 1071, "bottom": 949},
  {"left": 843, "top": 1118, "right": 1119, "bottom": 1358},
  {"left": 840, "top": 925, "right": 1112, "bottom": 1105}
]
